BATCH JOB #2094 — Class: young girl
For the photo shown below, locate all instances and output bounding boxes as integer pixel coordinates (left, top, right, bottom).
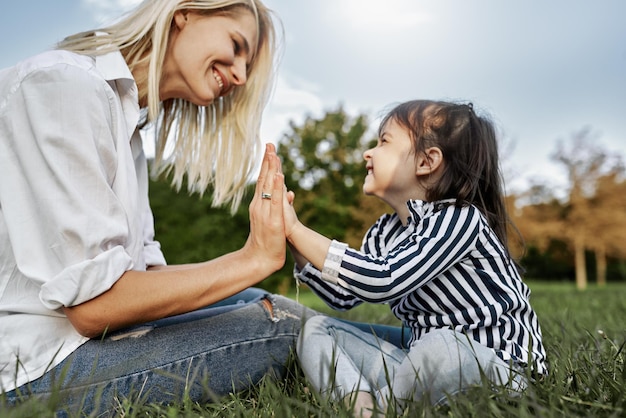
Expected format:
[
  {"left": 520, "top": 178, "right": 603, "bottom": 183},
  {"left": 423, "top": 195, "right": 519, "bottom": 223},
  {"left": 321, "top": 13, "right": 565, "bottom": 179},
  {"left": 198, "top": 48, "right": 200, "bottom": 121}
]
[{"left": 283, "top": 100, "right": 547, "bottom": 415}]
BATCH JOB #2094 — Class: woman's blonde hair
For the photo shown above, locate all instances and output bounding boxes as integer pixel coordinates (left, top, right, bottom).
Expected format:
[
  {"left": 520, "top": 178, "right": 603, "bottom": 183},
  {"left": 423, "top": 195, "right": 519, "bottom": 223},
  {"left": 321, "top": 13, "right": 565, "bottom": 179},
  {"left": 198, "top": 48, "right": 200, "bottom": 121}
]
[{"left": 57, "top": 0, "right": 280, "bottom": 212}]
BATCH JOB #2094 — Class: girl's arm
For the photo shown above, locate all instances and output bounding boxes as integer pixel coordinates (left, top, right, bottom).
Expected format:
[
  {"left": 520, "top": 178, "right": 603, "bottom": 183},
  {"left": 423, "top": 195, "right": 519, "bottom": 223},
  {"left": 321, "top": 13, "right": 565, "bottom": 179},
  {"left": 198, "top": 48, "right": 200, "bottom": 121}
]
[
  {"left": 284, "top": 194, "right": 482, "bottom": 303},
  {"left": 296, "top": 263, "right": 364, "bottom": 311},
  {"left": 283, "top": 197, "right": 333, "bottom": 272},
  {"left": 64, "top": 145, "right": 286, "bottom": 338},
  {"left": 287, "top": 242, "right": 309, "bottom": 271},
  {"left": 284, "top": 192, "right": 363, "bottom": 309}
]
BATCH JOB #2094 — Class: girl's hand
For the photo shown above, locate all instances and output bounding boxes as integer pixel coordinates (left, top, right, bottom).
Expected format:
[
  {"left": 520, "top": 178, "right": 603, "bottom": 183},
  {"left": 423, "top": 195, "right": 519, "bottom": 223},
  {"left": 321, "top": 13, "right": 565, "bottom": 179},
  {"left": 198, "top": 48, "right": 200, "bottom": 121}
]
[
  {"left": 245, "top": 143, "right": 286, "bottom": 275},
  {"left": 281, "top": 184, "right": 332, "bottom": 271},
  {"left": 282, "top": 188, "right": 310, "bottom": 269},
  {"left": 282, "top": 187, "right": 300, "bottom": 240}
]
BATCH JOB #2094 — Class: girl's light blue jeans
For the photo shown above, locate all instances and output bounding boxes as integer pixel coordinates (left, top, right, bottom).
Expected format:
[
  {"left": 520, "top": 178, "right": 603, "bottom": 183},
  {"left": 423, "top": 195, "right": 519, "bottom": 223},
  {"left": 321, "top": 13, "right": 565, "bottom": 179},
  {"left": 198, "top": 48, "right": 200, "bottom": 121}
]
[
  {"left": 4, "top": 288, "right": 317, "bottom": 416},
  {"left": 297, "top": 315, "right": 527, "bottom": 410}
]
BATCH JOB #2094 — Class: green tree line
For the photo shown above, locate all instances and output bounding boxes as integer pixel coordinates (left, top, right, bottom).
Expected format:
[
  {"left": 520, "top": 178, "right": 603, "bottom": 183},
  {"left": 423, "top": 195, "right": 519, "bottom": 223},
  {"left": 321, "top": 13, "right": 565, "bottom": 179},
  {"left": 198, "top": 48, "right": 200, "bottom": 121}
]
[{"left": 149, "top": 107, "right": 626, "bottom": 293}]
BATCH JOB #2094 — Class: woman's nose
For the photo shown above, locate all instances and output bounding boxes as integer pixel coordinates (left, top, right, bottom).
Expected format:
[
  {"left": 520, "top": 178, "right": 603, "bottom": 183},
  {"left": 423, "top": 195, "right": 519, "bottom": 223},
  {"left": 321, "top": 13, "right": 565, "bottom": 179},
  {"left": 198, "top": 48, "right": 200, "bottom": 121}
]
[
  {"left": 231, "top": 57, "right": 248, "bottom": 86},
  {"left": 363, "top": 148, "right": 372, "bottom": 160}
]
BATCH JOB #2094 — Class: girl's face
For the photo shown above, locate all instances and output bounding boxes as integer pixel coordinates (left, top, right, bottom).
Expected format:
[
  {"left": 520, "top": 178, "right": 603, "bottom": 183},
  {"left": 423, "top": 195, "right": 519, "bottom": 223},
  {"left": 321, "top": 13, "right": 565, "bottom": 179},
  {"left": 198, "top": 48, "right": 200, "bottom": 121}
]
[
  {"left": 362, "top": 118, "right": 423, "bottom": 208},
  {"left": 160, "top": 8, "right": 258, "bottom": 106}
]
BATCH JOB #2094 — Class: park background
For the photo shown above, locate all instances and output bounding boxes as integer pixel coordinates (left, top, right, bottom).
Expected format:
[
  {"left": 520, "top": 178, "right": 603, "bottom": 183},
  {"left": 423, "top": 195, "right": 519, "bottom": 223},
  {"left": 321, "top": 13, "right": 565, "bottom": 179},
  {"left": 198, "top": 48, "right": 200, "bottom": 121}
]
[
  {"left": 148, "top": 106, "right": 626, "bottom": 293},
  {"left": 2, "top": 0, "right": 625, "bottom": 193},
  {"left": 2, "top": 0, "right": 625, "bottom": 291},
  {"left": 2, "top": 1, "right": 626, "bottom": 416}
]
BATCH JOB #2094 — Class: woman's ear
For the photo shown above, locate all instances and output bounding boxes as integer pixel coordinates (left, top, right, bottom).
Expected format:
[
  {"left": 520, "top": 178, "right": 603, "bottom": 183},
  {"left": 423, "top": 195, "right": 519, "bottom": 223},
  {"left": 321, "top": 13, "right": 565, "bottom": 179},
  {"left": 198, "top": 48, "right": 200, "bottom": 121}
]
[
  {"left": 173, "top": 10, "right": 189, "bottom": 31},
  {"left": 415, "top": 147, "right": 443, "bottom": 176}
]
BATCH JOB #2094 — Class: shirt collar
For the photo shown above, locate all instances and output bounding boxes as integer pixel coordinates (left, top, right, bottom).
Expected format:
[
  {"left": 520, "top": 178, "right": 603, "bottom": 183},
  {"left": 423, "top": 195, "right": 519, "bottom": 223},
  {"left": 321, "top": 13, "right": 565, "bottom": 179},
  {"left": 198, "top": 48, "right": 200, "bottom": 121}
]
[
  {"left": 93, "top": 51, "right": 134, "bottom": 83},
  {"left": 405, "top": 198, "right": 457, "bottom": 224},
  {"left": 94, "top": 51, "right": 140, "bottom": 140}
]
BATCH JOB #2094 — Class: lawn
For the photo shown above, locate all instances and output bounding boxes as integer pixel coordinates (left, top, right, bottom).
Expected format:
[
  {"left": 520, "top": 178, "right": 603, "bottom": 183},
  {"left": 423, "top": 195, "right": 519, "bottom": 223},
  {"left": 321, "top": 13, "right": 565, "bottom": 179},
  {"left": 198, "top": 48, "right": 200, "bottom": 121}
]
[{"left": 4, "top": 281, "right": 626, "bottom": 417}]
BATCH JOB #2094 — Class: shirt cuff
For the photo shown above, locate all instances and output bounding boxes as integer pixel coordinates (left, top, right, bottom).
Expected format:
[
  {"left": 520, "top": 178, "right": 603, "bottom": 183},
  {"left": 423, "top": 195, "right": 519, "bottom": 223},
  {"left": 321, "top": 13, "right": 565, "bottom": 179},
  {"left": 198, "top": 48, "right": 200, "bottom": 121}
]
[
  {"left": 294, "top": 262, "right": 318, "bottom": 284},
  {"left": 144, "top": 241, "right": 166, "bottom": 267},
  {"left": 321, "top": 240, "right": 348, "bottom": 284},
  {"left": 39, "top": 245, "right": 133, "bottom": 310}
]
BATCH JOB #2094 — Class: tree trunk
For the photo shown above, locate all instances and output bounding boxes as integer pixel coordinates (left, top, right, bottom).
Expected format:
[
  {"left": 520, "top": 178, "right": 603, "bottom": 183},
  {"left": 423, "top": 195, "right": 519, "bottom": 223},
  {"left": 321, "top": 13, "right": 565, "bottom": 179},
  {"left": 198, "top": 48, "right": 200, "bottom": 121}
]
[
  {"left": 574, "top": 235, "right": 587, "bottom": 290},
  {"left": 596, "top": 246, "right": 607, "bottom": 287}
]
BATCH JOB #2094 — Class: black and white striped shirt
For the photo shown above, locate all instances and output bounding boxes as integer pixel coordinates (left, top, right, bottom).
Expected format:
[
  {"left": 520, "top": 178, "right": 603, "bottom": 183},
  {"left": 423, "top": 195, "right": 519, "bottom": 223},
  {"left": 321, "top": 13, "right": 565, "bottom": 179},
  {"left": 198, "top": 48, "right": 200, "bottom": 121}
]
[{"left": 295, "top": 199, "right": 547, "bottom": 374}]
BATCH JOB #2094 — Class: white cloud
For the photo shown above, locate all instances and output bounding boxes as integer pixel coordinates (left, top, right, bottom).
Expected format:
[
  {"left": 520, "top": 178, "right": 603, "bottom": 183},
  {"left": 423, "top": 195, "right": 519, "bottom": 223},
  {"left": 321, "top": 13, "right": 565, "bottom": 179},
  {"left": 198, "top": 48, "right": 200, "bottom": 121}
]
[
  {"left": 261, "top": 75, "right": 325, "bottom": 144},
  {"left": 81, "top": 0, "right": 142, "bottom": 24},
  {"left": 328, "top": 0, "right": 433, "bottom": 29}
]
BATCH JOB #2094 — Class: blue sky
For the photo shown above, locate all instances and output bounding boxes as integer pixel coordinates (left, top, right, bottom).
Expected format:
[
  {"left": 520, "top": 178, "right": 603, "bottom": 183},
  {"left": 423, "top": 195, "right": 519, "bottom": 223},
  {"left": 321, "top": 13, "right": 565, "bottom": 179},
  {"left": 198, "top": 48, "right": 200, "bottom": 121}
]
[{"left": 2, "top": 0, "right": 625, "bottom": 195}]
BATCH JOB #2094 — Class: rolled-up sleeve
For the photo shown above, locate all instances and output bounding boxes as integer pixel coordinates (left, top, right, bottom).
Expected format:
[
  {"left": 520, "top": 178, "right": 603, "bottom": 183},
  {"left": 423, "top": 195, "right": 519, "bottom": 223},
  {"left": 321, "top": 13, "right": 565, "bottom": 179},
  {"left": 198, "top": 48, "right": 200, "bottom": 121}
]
[
  {"left": 40, "top": 247, "right": 133, "bottom": 309},
  {"left": 0, "top": 60, "right": 147, "bottom": 309}
]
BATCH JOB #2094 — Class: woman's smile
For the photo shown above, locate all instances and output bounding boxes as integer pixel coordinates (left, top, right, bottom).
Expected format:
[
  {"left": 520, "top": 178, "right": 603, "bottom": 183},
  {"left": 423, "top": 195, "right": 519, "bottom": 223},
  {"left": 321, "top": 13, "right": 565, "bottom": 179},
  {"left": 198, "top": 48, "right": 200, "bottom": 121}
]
[{"left": 213, "top": 68, "right": 225, "bottom": 92}]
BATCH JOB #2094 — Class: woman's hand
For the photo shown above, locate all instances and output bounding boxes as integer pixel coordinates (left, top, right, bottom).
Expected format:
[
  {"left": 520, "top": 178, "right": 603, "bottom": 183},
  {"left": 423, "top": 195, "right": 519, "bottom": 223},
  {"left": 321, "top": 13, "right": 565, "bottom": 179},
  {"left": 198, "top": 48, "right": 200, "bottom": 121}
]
[
  {"left": 64, "top": 144, "right": 291, "bottom": 337},
  {"left": 244, "top": 143, "right": 287, "bottom": 276}
]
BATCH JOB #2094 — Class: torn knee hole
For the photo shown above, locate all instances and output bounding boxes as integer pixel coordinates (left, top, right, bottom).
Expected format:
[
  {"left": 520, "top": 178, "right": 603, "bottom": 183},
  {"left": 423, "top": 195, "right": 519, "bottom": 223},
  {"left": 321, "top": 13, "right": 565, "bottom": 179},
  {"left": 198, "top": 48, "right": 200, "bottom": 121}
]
[{"left": 261, "top": 296, "right": 278, "bottom": 322}]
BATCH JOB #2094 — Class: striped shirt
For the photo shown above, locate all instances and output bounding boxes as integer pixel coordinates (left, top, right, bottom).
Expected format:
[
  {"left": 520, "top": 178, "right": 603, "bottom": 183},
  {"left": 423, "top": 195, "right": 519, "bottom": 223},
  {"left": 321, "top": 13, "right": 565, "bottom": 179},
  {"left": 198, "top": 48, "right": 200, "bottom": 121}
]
[{"left": 295, "top": 199, "right": 547, "bottom": 375}]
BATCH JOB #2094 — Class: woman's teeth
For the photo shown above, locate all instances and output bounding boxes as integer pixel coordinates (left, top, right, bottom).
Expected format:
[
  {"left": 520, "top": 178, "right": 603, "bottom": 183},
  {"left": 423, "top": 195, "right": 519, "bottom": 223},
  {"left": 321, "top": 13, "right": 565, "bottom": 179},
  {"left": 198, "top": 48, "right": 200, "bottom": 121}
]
[{"left": 213, "top": 71, "right": 224, "bottom": 90}]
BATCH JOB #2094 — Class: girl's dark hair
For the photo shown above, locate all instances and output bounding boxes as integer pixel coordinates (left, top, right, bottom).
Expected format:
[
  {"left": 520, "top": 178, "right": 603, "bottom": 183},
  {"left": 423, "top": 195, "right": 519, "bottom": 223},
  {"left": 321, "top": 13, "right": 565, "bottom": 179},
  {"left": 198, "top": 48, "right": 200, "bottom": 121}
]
[{"left": 379, "top": 100, "right": 516, "bottom": 251}]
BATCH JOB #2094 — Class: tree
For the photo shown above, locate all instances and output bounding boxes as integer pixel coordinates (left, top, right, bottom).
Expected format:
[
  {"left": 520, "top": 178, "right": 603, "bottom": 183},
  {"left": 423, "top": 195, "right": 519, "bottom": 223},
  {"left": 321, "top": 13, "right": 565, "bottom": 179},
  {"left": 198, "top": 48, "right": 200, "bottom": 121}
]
[
  {"left": 149, "top": 176, "right": 252, "bottom": 263},
  {"left": 586, "top": 170, "right": 626, "bottom": 285},
  {"left": 512, "top": 183, "right": 572, "bottom": 279},
  {"left": 550, "top": 127, "right": 624, "bottom": 289},
  {"left": 277, "top": 107, "right": 373, "bottom": 242},
  {"left": 512, "top": 128, "right": 626, "bottom": 286}
]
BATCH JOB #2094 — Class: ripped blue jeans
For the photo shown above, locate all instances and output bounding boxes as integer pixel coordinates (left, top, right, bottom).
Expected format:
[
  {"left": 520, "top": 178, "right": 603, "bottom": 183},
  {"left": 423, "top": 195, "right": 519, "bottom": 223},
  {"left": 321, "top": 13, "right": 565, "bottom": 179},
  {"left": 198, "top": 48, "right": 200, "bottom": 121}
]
[{"left": 5, "top": 288, "right": 317, "bottom": 416}]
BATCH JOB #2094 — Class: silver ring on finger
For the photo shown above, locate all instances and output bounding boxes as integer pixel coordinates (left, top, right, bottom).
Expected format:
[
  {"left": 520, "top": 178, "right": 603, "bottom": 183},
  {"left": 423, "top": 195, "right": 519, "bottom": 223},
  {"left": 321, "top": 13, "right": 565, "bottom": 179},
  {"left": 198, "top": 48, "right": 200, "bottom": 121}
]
[{"left": 261, "top": 192, "right": 272, "bottom": 200}]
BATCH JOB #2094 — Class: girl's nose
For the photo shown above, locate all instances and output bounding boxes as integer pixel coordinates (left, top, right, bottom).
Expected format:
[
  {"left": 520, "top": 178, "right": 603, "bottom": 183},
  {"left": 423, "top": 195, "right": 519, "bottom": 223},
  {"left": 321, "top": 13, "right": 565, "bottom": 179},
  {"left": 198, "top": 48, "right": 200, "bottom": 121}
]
[{"left": 363, "top": 148, "right": 372, "bottom": 160}]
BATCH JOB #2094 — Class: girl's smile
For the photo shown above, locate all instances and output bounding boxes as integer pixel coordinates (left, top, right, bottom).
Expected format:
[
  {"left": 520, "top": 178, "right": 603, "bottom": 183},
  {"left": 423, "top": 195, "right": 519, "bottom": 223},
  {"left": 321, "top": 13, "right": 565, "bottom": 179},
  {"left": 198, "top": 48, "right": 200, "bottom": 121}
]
[{"left": 362, "top": 118, "right": 423, "bottom": 213}]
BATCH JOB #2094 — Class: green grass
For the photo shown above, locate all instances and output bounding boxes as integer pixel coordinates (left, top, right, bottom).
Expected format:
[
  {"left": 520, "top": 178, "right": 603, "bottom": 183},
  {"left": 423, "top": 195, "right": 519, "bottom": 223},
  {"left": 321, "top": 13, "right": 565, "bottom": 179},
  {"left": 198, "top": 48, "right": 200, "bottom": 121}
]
[{"left": 3, "top": 281, "right": 626, "bottom": 417}]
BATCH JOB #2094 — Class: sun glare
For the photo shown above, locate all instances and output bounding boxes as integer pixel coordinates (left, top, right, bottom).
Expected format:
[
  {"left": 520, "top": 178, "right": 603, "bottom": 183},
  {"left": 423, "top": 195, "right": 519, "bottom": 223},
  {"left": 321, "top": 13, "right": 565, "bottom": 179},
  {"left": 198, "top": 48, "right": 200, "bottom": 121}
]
[{"left": 330, "top": 0, "right": 433, "bottom": 29}]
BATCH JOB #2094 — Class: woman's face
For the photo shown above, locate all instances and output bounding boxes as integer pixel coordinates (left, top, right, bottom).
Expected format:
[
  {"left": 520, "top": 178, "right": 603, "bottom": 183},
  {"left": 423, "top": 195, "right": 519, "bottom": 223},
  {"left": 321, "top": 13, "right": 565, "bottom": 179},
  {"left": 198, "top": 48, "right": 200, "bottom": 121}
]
[{"left": 160, "top": 8, "right": 258, "bottom": 105}]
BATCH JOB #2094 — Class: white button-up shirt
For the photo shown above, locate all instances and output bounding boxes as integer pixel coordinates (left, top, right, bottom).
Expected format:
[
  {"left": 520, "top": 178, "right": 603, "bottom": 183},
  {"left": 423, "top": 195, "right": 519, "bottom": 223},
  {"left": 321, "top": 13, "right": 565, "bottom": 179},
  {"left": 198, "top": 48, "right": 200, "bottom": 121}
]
[{"left": 0, "top": 50, "right": 166, "bottom": 392}]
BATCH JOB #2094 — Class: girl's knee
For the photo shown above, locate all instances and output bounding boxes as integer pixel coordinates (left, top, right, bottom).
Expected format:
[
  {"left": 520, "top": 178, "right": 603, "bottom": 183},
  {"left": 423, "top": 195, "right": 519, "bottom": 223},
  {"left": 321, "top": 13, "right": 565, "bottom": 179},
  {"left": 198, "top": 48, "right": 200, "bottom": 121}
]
[
  {"left": 298, "top": 316, "right": 320, "bottom": 353},
  {"left": 301, "top": 315, "right": 336, "bottom": 335},
  {"left": 299, "top": 315, "right": 330, "bottom": 343},
  {"left": 419, "top": 329, "right": 495, "bottom": 362},
  {"left": 403, "top": 330, "right": 487, "bottom": 389},
  {"left": 402, "top": 329, "right": 523, "bottom": 404},
  {"left": 413, "top": 329, "right": 474, "bottom": 364}
]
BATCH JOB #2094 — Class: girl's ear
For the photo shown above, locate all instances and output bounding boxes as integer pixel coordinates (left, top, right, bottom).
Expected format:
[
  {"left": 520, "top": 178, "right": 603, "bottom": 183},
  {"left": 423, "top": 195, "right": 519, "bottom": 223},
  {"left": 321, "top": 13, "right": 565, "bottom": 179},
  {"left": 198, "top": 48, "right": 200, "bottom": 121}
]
[{"left": 416, "top": 147, "right": 443, "bottom": 176}]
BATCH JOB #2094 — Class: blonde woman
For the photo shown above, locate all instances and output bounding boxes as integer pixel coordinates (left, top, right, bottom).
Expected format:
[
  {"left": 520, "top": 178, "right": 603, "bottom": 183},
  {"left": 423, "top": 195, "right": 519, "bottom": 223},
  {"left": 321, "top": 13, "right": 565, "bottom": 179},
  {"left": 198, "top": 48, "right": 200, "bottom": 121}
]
[{"left": 0, "top": 0, "right": 314, "bottom": 414}]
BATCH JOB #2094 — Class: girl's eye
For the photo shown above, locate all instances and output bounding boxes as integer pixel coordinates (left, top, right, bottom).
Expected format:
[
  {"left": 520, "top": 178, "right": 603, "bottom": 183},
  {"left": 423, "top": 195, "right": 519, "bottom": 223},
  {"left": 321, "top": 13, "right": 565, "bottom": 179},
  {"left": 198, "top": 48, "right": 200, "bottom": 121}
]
[{"left": 233, "top": 40, "right": 241, "bottom": 54}]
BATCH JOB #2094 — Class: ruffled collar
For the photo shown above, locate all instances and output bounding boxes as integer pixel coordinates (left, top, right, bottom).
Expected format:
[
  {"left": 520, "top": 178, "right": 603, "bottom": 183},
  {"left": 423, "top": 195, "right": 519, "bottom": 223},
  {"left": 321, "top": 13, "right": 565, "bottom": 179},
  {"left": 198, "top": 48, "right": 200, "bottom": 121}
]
[{"left": 403, "top": 198, "right": 457, "bottom": 225}]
